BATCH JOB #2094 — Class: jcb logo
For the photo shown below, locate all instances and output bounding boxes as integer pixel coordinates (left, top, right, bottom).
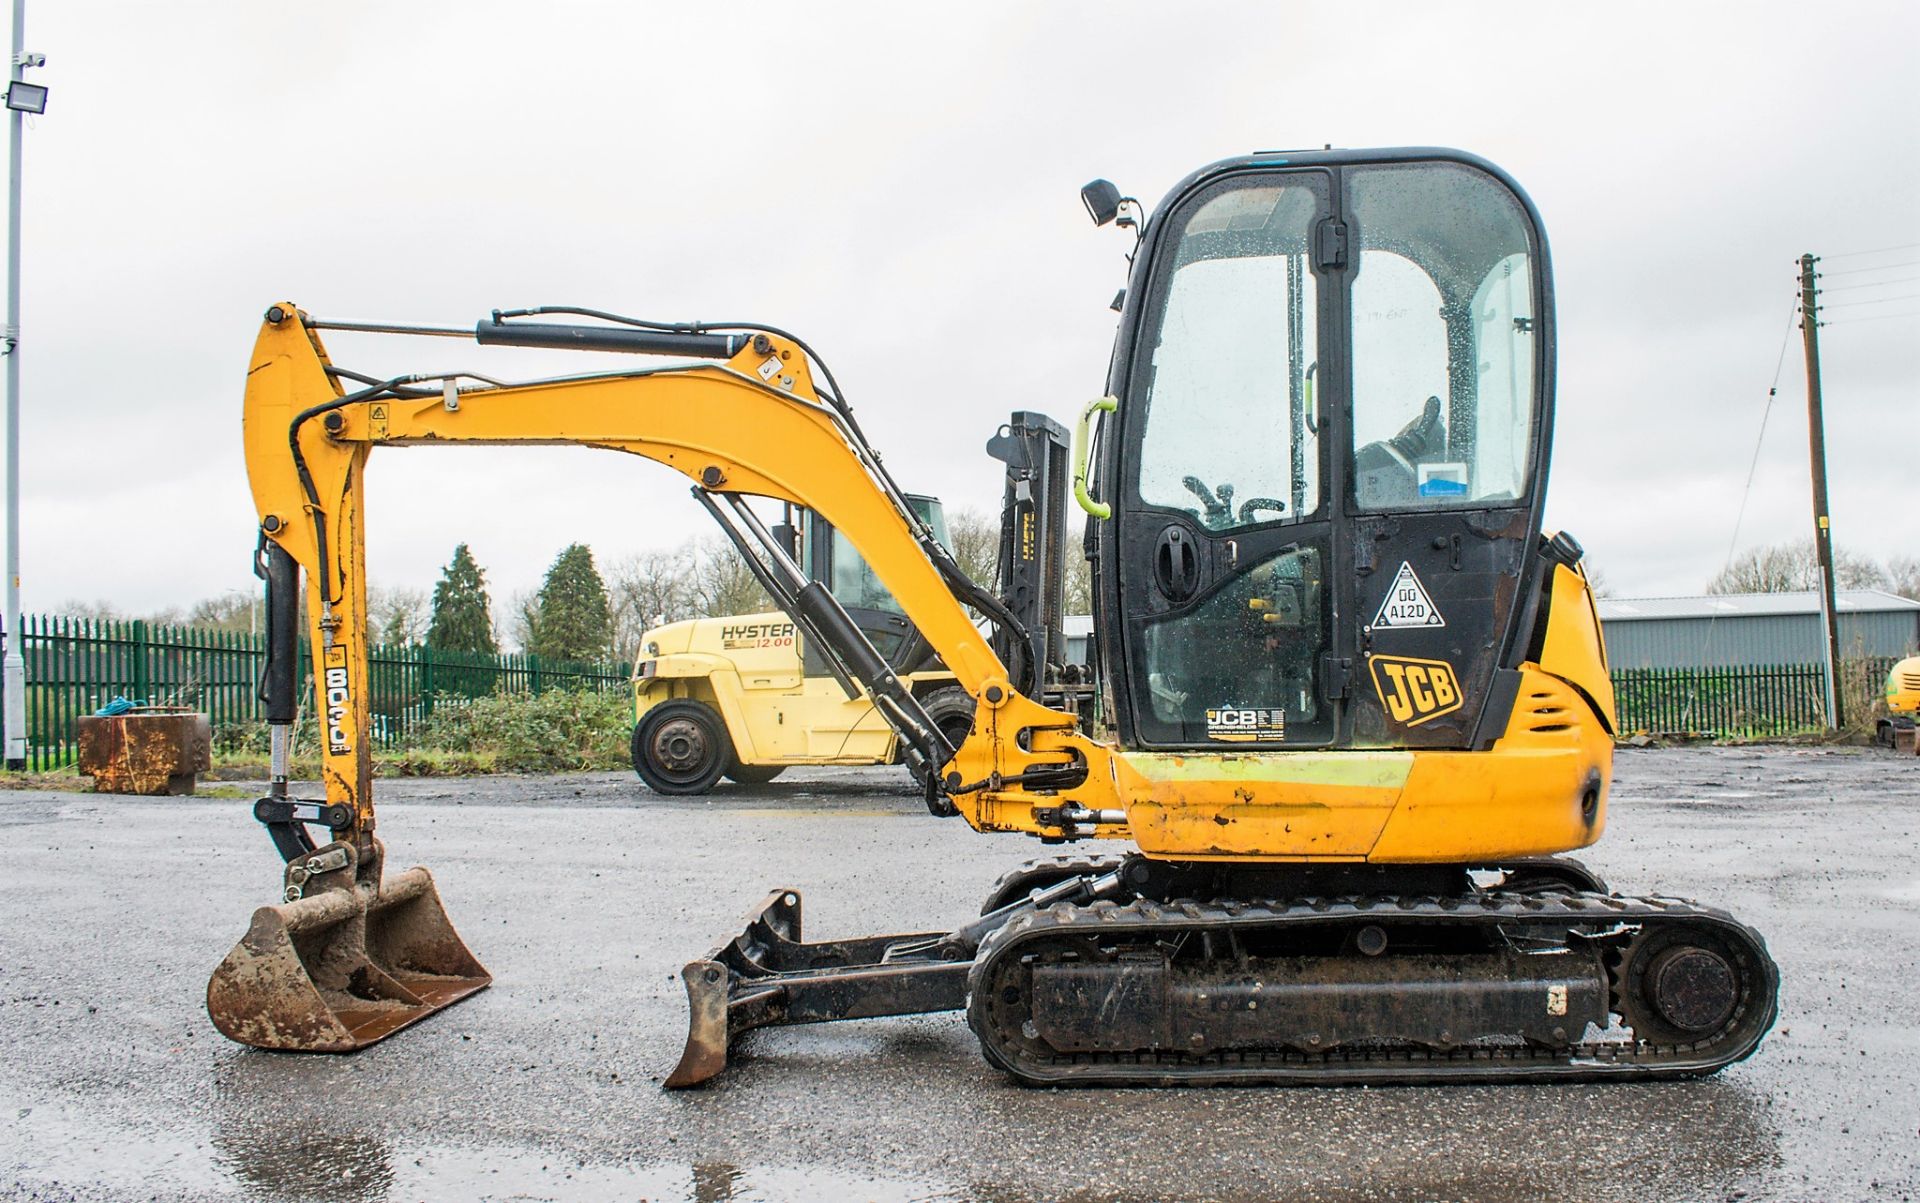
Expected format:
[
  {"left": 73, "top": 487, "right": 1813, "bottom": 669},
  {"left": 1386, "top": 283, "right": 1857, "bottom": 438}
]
[{"left": 1368, "top": 655, "right": 1463, "bottom": 727}]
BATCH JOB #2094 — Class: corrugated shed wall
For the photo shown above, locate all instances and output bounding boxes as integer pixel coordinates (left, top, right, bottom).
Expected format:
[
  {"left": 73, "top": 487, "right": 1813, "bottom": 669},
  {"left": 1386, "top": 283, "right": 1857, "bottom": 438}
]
[{"left": 1602, "top": 611, "right": 1920, "bottom": 669}]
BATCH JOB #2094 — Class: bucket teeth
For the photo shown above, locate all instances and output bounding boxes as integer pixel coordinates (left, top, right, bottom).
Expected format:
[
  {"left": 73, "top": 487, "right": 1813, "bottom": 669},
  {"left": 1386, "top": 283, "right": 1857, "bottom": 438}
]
[{"left": 207, "top": 864, "right": 489, "bottom": 1051}]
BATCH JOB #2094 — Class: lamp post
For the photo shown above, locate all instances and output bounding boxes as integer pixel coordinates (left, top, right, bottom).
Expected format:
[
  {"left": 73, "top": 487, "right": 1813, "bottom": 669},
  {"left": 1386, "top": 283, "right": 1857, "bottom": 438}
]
[{"left": 1, "top": 0, "right": 44, "bottom": 769}]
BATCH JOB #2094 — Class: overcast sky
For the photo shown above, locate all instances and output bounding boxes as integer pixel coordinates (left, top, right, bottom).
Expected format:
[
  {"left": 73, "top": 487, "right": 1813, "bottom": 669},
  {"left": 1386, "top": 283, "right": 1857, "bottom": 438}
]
[{"left": 6, "top": 1, "right": 1916, "bottom": 627}]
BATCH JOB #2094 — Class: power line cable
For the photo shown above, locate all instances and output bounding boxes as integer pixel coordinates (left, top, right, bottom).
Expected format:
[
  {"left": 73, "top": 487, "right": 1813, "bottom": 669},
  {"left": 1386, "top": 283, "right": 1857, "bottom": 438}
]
[
  {"left": 1819, "top": 275, "right": 1920, "bottom": 293},
  {"left": 1682, "top": 298, "right": 1801, "bottom": 729},
  {"left": 1821, "top": 292, "right": 1920, "bottom": 310},
  {"left": 1824, "top": 309, "right": 1920, "bottom": 326},
  {"left": 1821, "top": 242, "right": 1920, "bottom": 260},
  {"left": 1821, "top": 259, "right": 1920, "bottom": 277}
]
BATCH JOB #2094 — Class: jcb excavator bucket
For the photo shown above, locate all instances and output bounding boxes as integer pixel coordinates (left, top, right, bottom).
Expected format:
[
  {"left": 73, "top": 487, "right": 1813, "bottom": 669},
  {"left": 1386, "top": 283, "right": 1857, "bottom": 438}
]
[
  {"left": 207, "top": 854, "right": 489, "bottom": 1051},
  {"left": 666, "top": 888, "right": 970, "bottom": 1087}
]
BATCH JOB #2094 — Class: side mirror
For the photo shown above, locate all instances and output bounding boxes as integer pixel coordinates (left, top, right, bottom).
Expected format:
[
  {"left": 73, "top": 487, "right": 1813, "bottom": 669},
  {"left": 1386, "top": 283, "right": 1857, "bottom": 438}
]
[{"left": 1080, "top": 179, "right": 1122, "bottom": 227}]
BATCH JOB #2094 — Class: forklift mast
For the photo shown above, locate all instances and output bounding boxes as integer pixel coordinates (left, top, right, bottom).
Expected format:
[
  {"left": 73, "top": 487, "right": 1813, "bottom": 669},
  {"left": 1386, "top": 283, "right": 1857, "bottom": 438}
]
[{"left": 987, "top": 411, "right": 1072, "bottom": 685}]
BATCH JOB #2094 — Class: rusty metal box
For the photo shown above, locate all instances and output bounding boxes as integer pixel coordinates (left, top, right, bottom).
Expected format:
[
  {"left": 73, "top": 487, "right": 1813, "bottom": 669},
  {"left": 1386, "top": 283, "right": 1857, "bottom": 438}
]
[{"left": 76, "top": 709, "right": 213, "bottom": 795}]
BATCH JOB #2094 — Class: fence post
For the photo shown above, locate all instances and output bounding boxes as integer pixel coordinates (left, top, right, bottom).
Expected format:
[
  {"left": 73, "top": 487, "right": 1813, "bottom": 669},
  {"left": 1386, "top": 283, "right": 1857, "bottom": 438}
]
[
  {"left": 418, "top": 642, "right": 434, "bottom": 722},
  {"left": 129, "top": 618, "right": 149, "bottom": 704}
]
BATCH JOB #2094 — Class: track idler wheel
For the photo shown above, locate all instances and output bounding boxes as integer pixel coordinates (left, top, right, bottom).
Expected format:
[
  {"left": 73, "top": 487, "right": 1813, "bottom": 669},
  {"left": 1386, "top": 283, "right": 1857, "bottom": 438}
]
[{"left": 1614, "top": 926, "right": 1748, "bottom": 1047}]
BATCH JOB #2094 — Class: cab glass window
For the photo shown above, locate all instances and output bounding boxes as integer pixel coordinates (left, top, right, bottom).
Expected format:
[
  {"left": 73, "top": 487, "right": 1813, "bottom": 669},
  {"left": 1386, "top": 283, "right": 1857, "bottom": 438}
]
[
  {"left": 819, "top": 495, "right": 950, "bottom": 616},
  {"left": 1137, "top": 544, "right": 1327, "bottom": 744},
  {"left": 1347, "top": 163, "right": 1539, "bottom": 511},
  {"left": 1134, "top": 177, "right": 1326, "bottom": 531}
]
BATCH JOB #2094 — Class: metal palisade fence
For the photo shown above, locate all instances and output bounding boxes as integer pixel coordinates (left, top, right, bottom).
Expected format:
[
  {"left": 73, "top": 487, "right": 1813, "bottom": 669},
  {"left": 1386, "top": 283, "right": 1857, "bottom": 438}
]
[
  {"left": 1610, "top": 656, "right": 1902, "bottom": 738},
  {"left": 8, "top": 614, "right": 631, "bottom": 772}
]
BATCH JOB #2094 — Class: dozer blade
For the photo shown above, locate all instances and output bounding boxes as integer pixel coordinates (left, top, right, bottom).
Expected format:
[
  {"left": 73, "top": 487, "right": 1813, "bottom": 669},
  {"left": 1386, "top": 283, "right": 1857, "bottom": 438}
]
[
  {"left": 665, "top": 888, "right": 969, "bottom": 1088},
  {"left": 207, "top": 865, "right": 490, "bottom": 1051}
]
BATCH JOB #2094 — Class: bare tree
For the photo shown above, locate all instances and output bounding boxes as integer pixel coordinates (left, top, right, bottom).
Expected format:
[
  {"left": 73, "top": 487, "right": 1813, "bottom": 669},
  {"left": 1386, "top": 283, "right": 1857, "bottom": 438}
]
[
  {"left": 185, "top": 593, "right": 258, "bottom": 633},
  {"left": 691, "top": 537, "right": 773, "bottom": 618},
  {"left": 1889, "top": 555, "right": 1920, "bottom": 602},
  {"left": 945, "top": 506, "right": 1001, "bottom": 588},
  {"left": 1062, "top": 549, "right": 1093, "bottom": 617},
  {"left": 1708, "top": 539, "right": 1891, "bottom": 595},
  {"left": 606, "top": 546, "right": 699, "bottom": 659},
  {"left": 500, "top": 587, "right": 539, "bottom": 652},
  {"left": 57, "top": 599, "right": 124, "bottom": 622},
  {"left": 367, "top": 584, "right": 430, "bottom": 646}
]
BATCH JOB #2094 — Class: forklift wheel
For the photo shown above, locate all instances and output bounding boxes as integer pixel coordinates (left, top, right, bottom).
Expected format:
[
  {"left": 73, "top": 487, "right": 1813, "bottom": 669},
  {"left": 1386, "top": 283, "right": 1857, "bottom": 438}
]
[
  {"left": 911, "top": 686, "right": 977, "bottom": 814},
  {"left": 632, "top": 701, "right": 729, "bottom": 795}
]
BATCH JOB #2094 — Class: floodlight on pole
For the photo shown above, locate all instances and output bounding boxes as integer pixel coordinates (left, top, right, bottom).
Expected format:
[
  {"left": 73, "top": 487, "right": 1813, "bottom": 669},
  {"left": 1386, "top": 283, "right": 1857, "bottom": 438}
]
[
  {"left": 2, "top": 0, "right": 40, "bottom": 769},
  {"left": 4, "top": 80, "right": 44, "bottom": 114}
]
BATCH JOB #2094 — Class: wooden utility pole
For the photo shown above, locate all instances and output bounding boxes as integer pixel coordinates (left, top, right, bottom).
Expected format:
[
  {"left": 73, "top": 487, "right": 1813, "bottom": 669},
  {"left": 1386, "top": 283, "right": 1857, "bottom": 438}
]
[{"left": 1798, "top": 253, "right": 1844, "bottom": 730}]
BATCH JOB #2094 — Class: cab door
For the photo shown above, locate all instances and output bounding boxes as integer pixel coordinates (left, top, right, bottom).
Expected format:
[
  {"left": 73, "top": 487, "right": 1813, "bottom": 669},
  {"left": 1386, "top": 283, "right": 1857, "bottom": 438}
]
[
  {"left": 1338, "top": 161, "right": 1549, "bottom": 749},
  {"left": 1109, "top": 169, "right": 1340, "bottom": 750}
]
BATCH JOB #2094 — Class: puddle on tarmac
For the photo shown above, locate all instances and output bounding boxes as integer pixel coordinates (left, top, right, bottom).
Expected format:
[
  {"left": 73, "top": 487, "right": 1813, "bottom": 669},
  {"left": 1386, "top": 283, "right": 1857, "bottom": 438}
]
[
  {"left": 6, "top": 1100, "right": 1789, "bottom": 1203},
  {"left": 217, "top": 1145, "right": 973, "bottom": 1202},
  {"left": 729, "top": 806, "right": 908, "bottom": 819},
  {"left": 5, "top": 1106, "right": 968, "bottom": 1203}
]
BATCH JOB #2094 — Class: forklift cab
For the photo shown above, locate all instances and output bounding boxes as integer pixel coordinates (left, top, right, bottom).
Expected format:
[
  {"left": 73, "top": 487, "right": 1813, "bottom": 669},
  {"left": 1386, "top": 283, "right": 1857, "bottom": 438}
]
[{"left": 792, "top": 494, "right": 951, "bottom": 675}]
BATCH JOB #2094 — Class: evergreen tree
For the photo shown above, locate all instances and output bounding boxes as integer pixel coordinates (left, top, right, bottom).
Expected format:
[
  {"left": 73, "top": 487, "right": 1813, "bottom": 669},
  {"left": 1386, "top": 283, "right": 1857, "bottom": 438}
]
[
  {"left": 529, "top": 543, "right": 614, "bottom": 662},
  {"left": 427, "top": 543, "right": 498, "bottom": 655}
]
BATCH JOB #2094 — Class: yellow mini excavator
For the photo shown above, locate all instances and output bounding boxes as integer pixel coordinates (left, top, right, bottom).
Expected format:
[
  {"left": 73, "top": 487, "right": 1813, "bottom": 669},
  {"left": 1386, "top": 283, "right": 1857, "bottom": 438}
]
[{"left": 209, "top": 147, "right": 1778, "bottom": 1086}]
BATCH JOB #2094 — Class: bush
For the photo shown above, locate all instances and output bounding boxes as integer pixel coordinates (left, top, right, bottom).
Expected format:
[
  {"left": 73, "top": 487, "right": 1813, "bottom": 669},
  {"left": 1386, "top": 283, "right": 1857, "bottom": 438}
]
[
  {"left": 212, "top": 718, "right": 271, "bottom": 757},
  {"left": 417, "top": 686, "right": 631, "bottom": 772}
]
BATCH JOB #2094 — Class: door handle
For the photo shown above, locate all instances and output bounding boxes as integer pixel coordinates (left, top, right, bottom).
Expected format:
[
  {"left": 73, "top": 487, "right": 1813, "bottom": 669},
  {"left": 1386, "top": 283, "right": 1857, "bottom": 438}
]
[{"left": 1154, "top": 525, "right": 1201, "bottom": 603}]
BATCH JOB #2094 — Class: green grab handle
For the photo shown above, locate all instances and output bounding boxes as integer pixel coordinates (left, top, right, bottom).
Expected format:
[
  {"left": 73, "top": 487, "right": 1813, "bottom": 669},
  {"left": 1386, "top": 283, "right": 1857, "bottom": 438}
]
[{"left": 1073, "top": 395, "right": 1118, "bottom": 520}]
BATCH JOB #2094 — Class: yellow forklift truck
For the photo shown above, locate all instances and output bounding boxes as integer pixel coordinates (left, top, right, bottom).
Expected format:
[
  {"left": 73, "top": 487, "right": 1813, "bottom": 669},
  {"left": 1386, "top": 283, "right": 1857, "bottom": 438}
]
[
  {"left": 629, "top": 494, "right": 965, "bottom": 793},
  {"left": 631, "top": 413, "right": 1079, "bottom": 798}
]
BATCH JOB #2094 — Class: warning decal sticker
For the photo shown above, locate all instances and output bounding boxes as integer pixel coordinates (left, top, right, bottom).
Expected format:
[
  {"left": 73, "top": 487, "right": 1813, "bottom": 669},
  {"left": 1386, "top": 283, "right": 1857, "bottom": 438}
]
[{"left": 1371, "top": 562, "right": 1446, "bottom": 629}]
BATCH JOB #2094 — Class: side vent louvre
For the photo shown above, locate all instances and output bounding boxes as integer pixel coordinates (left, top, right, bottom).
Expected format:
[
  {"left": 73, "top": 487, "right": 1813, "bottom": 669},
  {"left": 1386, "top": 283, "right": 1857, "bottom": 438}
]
[{"left": 1526, "top": 694, "right": 1575, "bottom": 735}]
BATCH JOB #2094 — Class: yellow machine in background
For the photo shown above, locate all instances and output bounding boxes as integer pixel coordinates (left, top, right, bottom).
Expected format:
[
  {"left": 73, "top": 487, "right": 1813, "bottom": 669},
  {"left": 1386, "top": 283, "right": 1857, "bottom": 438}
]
[
  {"left": 1882, "top": 655, "right": 1920, "bottom": 751},
  {"left": 633, "top": 416, "right": 1079, "bottom": 798},
  {"left": 629, "top": 500, "right": 968, "bottom": 792},
  {"left": 633, "top": 610, "right": 937, "bottom": 787}
]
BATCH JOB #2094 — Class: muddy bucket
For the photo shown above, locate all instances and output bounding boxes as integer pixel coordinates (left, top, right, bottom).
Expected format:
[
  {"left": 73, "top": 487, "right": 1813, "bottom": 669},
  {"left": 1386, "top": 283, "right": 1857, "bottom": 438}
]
[{"left": 208, "top": 846, "right": 489, "bottom": 1051}]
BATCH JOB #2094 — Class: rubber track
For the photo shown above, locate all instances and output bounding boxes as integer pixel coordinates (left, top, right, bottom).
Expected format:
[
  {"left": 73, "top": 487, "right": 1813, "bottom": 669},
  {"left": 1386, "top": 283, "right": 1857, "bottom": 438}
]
[{"left": 966, "top": 889, "right": 1779, "bottom": 1087}]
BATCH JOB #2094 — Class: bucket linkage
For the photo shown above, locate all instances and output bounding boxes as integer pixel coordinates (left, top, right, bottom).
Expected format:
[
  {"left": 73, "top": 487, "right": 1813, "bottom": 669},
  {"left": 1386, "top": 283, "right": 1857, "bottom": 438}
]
[{"left": 666, "top": 871, "right": 1120, "bottom": 1087}]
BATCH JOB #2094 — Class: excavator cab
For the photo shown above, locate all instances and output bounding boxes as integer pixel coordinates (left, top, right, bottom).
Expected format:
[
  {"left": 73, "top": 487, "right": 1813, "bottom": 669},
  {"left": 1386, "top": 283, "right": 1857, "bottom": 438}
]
[{"left": 1093, "top": 150, "right": 1557, "bottom": 755}]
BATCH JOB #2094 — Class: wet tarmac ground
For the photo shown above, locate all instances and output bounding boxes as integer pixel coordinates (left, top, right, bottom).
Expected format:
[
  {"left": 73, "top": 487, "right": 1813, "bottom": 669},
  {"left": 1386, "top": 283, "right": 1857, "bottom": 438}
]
[{"left": 2, "top": 745, "right": 1916, "bottom": 1202}]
